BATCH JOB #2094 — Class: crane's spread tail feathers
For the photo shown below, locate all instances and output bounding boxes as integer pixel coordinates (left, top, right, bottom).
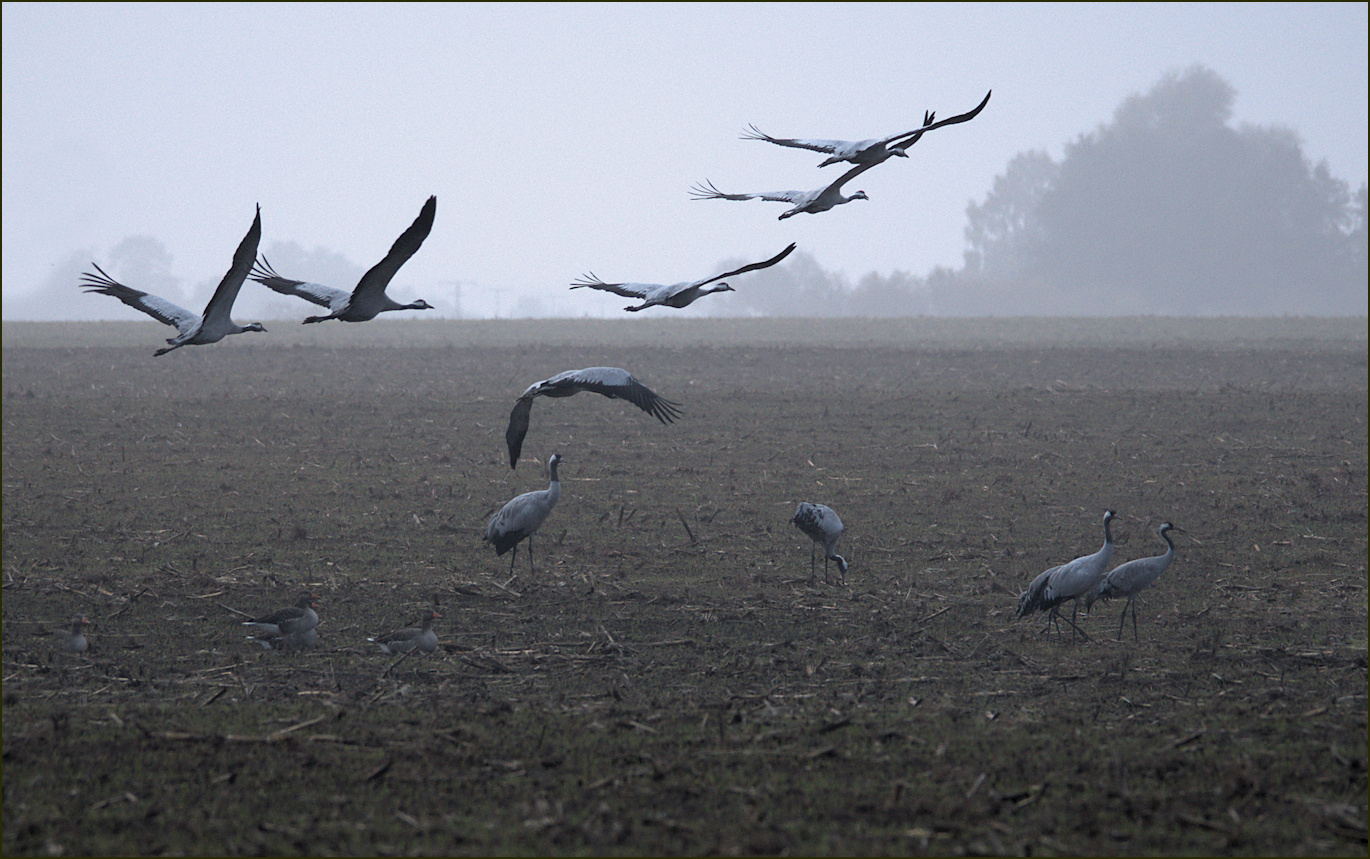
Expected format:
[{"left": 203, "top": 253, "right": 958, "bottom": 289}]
[{"left": 689, "top": 180, "right": 744, "bottom": 201}]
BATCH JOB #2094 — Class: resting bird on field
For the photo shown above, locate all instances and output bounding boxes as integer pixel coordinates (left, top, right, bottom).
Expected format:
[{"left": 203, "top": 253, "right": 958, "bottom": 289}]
[
  {"left": 791, "top": 502, "right": 848, "bottom": 586},
  {"left": 241, "top": 592, "right": 320, "bottom": 637},
  {"left": 51, "top": 615, "right": 91, "bottom": 653},
  {"left": 1085, "top": 522, "right": 1183, "bottom": 641},
  {"left": 690, "top": 164, "right": 878, "bottom": 220},
  {"left": 504, "top": 367, "right": 681, "bottom": 468},
  {"left": 249, "top": 195, "right": 436, "bottom": 323},
  {"left": 570, "top": 243, "right": 795, "bottom": 311},
  {"left": 741, "top": 90, "right": 991, "bottom": 168},
  {"left": 79, "top": 206, "right": 265, "bottom": 356},
  {"left": 248, "top": 626, "right": 318, "bottom": 652},
  {"left": 368, "top": 608, "right": 442, "bottom": 654},
  {"left": 1016, "top": 510, "right": 1116, "bottom": 640},
  {"left": 485, "top": 454, "right": 563, "bottom": 577}
]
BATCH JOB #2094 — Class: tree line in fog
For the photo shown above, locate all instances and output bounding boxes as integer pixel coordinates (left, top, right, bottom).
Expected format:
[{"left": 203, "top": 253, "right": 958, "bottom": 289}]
[{"left": 28, "top": 66, "right": 1365, "bottom": 320}]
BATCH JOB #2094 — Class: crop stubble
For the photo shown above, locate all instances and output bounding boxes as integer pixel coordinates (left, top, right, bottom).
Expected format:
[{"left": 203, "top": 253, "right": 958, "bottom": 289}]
[{"left": 2, "top": 318, "right": 1366, "bottom": 856}]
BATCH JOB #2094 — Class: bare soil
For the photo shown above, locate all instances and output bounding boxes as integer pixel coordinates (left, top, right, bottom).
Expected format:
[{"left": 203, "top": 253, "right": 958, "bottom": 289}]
[{"left": 3, "top": 318, "right": 1366, "bottom": 856}]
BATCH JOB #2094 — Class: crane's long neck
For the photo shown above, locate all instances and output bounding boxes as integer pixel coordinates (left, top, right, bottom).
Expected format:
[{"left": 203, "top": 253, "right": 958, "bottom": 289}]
[
  {"left": 1097, "top": 513, "right": 1116, "bottom": 564},
  {"left": 545, "top": 459, "right": 562, "bottom": 505},
  {"left": 1157, "top": 526, "right": 1175, "bottom": 560}
]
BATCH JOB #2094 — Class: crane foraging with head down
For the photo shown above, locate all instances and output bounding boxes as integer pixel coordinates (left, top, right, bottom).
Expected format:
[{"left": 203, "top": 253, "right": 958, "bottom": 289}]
[
  {"left": 485, "top": 454, "right": 563, "bottom": 577},
  {"left": 791, "top": 502, "right": 848, "bottom": 586}
]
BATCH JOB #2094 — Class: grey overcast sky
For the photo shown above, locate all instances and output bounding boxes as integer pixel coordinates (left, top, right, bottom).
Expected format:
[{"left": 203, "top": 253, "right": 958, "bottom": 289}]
[{"left": 4, "top": 2, "right": 1366, "bottom": 320}]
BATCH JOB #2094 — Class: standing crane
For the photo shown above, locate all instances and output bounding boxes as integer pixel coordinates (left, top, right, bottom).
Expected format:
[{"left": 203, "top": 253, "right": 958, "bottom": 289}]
[
  {"left": 485, "top": 454, "right": 563, "bottom": 577},
  {"left": 504, "top": 367, "right": 681, "bottom": 469},
  {"left": 1016, "top": 510, "right": 1116, "bottom": 639},
  {"left": 79, "top": 206, "right": 266, "bottom": 356},
  {"left": 790, "top": 502, "right": 848, "bottom": 586},
  {"left": 249, "top": 195, "right": 436, "bottom": 323},
  {"left": 1086, "top": 522, "right": 1183, "bottom": 641}
]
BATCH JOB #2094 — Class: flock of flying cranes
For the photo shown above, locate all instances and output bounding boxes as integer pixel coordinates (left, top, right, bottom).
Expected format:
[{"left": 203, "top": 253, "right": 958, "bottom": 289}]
[{"left": 71, "top": 87, "right": 1181, "bottom": 651}]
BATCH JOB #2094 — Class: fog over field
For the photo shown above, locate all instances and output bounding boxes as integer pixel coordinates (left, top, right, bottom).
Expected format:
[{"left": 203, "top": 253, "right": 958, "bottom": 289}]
[{"left": 4, "top": 4, "right": 1366, "bottom": 322}]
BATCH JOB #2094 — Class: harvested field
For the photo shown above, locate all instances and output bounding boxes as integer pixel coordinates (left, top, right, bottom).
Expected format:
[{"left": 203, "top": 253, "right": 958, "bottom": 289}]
[{"left": 3, "top": 317, "right": 1366, "bottom": 856}]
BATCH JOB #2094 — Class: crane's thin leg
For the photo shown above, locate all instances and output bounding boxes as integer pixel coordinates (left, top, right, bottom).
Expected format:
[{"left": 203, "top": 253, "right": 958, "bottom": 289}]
[
  {"left": 1117, "top": 600, "right": 1129, "bottom": 641},
  {"left": 528, "top": 536, "right": 536, "bottom": 577},
  {"left": 809, "top": 543, "right": 817, "bottom": 587},
  {"left": 1129, "top": 598, "right": 1140, "bottom": 642},
  {"left": 508, "top": 544, "right": 518, "bottom": 574}
]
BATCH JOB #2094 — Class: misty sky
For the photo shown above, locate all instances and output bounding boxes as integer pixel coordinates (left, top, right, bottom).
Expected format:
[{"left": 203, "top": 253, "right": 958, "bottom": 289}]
[{"left": 4, "top": 2, "right": 1366, "bottom": 320}]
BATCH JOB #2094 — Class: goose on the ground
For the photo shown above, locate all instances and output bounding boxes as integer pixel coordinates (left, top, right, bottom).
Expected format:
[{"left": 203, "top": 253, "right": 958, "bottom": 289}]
[
  {"left": 249, "top": 195, "right": 436, "bottom": 323},
  {"left": 51, "top": 615, "right": 91, "bottom": 653},
  {"left": 368, "top": 608, "right": 442, "bottom": 654},
  {"left": 505, "top": 367, "right": 681, "bottom": 468},
  {"left": 248, "top": 626, "right": 318, "bottom": 652},
  {"left": 241, "top": 592, "right": 320, "bottom": 637},
  {"left": 485, "top": 454, "right": 563, "bottom": 577},
  {"left": 79, "top": 206, "right": 265, "bottom": 356},
  {"left": 741, "top": 90, "right": 991, "bottom": 168},
  {"left": 570, "top": 243, "right": 795, "bottom": 311}
]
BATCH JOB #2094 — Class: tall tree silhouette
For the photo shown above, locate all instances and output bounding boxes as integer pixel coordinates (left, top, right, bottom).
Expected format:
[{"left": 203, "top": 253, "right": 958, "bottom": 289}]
[{"left": 956, "top": 65, "right": 1365, "bottom": 315}]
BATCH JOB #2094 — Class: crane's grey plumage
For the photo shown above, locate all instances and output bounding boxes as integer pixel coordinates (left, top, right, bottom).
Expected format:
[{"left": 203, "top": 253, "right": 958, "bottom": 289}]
[
  {"left": 51, "top": 615, "right": 91, "bottom": 653},
  {"left": 1016, "top": 510, "right": 1116, "bottom": 639},
  {"left": 485, "top": 453, "right": 563, "bottom": 577},
  {"left": 79, "top": 206, "right": 265, "bottom": 356},
  {"left": 691, "top": 163, "right": 878, "bottom": 220},
  {"left": 1086, "top": 522, "right": 1182, "bottom": 641},
  {"left": 369, "top": 608, "right": 441, "bottom": 654},
  {"left": 505, "top": 367, "right": 681, "bottom": 469},
  {"left": 249, "top": 195, "right": 436, "bottom": 323},
  {"left": 241, "top": 592, "right": 320, "bottom": 637},
  {"left": 791, "top": 502, "right": 848, "bottom": 586},
  {"left": 741, "top": 90, "right": 992, "bottom": 168},
  {"left": 571, "top": 243, "right": 796, "bottom": 311}
]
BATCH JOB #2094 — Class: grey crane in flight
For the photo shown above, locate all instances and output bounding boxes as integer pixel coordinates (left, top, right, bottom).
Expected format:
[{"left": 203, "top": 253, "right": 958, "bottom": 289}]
[
  {"left": 249, "top": 195, "right": 436, "bottom": 323},
  {"left": 690, "top": 163, "right": 878, "bottom": 220},
  {"left": 571, "top": 243, "right": 795, "bottom": 311},
  {"left": 79, "top": 206, "right": 265, "bottom": 356},
  {"left": 505, "top": 367, "right": 681, "bottom": 469},
  {"left": 741, "top": 89, "right": 991, "bottom": 168}
]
